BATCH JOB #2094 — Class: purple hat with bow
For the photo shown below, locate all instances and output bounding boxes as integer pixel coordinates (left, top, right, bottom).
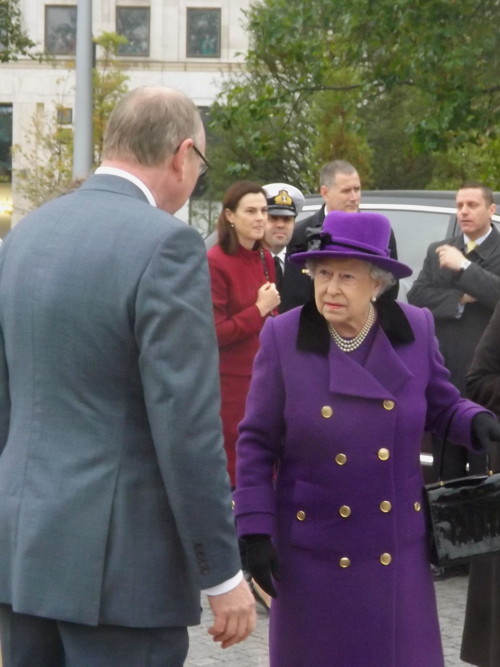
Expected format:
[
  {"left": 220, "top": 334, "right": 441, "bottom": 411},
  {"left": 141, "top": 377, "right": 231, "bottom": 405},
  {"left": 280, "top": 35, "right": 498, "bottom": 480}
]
[{"left": 290, "top": 211, "right": 412, "bottom": 279}]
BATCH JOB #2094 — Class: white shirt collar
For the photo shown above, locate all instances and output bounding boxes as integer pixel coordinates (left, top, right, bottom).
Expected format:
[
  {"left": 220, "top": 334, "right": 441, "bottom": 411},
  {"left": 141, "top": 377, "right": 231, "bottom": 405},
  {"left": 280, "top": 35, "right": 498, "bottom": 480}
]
[
  {"left": 464, "top": 226, "right": 492, "bottom": 247},
  {"left": 94, "top": 166, "right": 157, "bottom": 207},
  {"left": 273, "top": 249, "right": 287, "bottom": 263}
]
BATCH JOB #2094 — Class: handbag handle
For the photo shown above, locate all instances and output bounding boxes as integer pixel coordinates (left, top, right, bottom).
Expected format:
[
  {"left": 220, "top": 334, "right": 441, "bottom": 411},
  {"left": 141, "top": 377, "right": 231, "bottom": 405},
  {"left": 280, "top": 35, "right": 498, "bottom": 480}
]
[{"left": 435, "top": 408, "right": 491, "bottom": 483}]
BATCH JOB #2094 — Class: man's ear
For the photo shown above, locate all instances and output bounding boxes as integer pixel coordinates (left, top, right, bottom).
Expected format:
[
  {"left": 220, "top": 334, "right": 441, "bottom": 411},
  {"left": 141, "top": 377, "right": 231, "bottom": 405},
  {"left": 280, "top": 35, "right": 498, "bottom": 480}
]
[
  {"left": 171, "top": 138, "right": 192, "bottom": 181},
  {"left": 319, "top": 184, "right": 329, "bottom": 200}
]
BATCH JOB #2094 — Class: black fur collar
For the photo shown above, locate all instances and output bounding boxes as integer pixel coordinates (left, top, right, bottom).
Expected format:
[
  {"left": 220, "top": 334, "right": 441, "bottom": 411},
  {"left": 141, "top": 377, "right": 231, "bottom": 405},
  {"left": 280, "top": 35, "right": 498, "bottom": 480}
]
[{"left": 297, "top": 299, "right": 415, "bottom": 356}]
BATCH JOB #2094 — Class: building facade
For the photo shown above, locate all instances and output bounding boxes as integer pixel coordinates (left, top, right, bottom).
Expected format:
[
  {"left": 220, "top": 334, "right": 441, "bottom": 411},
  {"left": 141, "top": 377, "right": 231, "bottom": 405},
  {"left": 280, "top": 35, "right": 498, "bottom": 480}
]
[{"left": 0, "top": 0, "right": 251, "bottom": 228}]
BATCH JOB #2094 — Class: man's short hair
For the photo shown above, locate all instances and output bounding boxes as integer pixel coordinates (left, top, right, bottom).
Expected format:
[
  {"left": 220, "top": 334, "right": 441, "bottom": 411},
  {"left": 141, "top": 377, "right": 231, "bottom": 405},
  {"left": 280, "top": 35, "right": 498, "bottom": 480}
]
[
  {"left": 103, "top": 86, "right": 203, "bottom": 167},
  {"left": 458, "top": 181, "right": 494, "bottom": 207},
  {"left": 319, "top": 160, "right": 358, "bottom": 189}
]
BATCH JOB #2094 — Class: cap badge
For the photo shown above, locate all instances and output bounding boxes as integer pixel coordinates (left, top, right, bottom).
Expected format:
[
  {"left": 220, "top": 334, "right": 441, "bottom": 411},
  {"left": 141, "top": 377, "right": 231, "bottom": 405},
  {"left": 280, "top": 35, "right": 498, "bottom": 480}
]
[{"left": 273, "top": 190, "right": 293, "bottom": 207}]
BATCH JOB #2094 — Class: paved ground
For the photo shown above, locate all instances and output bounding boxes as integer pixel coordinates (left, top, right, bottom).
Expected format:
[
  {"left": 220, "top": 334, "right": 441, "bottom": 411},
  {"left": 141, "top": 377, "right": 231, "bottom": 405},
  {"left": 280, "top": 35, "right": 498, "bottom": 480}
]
[{"left": 186, "top": 575, "right": 475, "bottom": 666}]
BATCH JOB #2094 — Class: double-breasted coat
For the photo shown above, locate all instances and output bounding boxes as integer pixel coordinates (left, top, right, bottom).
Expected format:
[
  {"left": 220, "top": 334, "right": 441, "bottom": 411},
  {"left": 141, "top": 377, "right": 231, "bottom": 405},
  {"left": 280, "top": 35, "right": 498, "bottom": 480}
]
[{"left": 234, "top": 300, "right": 487, "bottom": 666}]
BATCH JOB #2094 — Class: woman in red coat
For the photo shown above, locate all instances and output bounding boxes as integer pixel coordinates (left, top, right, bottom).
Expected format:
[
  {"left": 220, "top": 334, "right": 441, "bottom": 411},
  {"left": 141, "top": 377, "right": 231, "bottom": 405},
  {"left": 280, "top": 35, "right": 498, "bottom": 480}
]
[{"left": 207, "top": 181, "right": 280, "bottom": 486}]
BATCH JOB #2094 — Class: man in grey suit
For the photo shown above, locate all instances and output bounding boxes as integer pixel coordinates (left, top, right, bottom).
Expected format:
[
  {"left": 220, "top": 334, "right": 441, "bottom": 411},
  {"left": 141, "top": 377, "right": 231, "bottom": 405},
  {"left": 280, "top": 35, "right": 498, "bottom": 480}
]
[
  {"left": 408, "top": 182, "right": 500, "bottom": 482},
  {"left": 0, "top": 86, "right": 255, "bottom": 666}
]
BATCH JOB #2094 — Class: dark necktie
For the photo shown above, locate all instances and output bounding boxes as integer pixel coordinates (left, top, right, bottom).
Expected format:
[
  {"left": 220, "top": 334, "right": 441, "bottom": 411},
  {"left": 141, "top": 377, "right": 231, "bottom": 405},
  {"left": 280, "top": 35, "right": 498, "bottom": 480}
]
[{"left": 273, "top": 255, "right": 283, "bottom": 292}]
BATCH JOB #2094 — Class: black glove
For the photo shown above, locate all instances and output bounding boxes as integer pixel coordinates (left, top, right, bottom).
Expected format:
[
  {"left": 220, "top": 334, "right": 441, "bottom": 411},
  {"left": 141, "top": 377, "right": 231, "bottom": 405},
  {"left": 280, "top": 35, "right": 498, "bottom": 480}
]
[
  {"left": 241, "top": 534, "right": 280, "bottom": 598},
  {"left": 471, "top": 413, "right": 500, "bottom": 452}
]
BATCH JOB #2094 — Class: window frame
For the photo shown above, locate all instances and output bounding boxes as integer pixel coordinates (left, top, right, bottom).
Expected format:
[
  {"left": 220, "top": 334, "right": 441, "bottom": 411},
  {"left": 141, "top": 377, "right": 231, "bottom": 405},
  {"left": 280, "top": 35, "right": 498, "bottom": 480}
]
[
  {"left": 45, "top": 4, "right": 77, "bottom": 56},
  {"left": 116, "top": 6, "right": 151, "bottom": 57},
  {"left": 186, "top": 8, "right": 221, "bottom": 58}
]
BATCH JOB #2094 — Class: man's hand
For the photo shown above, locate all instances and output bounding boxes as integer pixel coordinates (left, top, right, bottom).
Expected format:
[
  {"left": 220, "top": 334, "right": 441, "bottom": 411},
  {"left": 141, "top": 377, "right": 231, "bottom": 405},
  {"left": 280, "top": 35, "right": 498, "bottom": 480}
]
[
  {"left": 207, "top": 579, "right": 256, "bottom": 649},
  {"left": 459, "top": 293, "right": 477, "bottom": 304},
  {"left": 435, "top": 244, "right": 466, "bottom": 272}
]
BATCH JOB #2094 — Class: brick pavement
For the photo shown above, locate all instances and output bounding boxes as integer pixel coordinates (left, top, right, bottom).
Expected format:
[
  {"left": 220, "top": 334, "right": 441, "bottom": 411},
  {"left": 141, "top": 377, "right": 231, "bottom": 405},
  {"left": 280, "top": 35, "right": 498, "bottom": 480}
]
[{"left": 186, "top": 575, "right": 475, "bottom": 666}]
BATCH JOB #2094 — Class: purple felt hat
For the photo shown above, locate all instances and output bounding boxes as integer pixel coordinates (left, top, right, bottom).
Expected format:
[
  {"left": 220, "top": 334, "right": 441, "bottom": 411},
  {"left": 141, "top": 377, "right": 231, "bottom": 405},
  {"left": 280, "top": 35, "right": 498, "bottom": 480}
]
[{"left": 289, "top": 211, "right": 412, "bottom": 279}]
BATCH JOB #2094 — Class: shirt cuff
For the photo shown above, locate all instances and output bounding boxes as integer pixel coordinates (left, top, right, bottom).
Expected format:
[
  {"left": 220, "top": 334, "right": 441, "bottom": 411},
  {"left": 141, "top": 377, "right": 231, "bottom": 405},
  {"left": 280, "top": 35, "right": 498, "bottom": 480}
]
[{"left": 202, "top": 570, "right": 243, "bottom": 596}]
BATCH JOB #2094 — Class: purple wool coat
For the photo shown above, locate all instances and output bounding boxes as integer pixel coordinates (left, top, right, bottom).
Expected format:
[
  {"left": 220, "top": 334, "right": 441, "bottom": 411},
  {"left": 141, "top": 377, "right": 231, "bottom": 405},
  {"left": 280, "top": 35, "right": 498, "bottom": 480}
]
[{"left": 234, "top": 300, "right": 487, "bottom": 667}]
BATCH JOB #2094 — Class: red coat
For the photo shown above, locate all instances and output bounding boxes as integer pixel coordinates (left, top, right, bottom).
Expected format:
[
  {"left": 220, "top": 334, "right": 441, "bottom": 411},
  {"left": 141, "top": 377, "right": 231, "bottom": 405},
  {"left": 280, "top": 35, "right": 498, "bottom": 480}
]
[{"left": 207, "top": 243, "right": 275, "bottom": 483}]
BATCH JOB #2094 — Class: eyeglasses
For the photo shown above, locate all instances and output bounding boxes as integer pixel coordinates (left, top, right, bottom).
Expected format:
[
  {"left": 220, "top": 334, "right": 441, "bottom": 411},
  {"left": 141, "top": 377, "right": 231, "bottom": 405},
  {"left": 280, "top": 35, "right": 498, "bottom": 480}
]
[
  {"left": 174, "top": 140, "right": 211, "bottom": 176},
  {"left": 192, "top": 143, "right": 211, "bottom": 176}
]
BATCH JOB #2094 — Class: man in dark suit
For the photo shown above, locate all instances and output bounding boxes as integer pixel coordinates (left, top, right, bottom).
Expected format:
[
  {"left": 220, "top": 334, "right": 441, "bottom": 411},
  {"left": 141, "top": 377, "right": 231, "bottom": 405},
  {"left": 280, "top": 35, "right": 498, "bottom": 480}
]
[
  {"left": 284, "top": 160, "right": 398, "bottom": 310},
  {"left": 262, "top": 182, "right": 305, "bottom": 313},
  {"left": 408, "top": 182, "right": 500, "bottom": 481},
  {"left": 0, "top": 86, "right": 255, "bottom": 666}
]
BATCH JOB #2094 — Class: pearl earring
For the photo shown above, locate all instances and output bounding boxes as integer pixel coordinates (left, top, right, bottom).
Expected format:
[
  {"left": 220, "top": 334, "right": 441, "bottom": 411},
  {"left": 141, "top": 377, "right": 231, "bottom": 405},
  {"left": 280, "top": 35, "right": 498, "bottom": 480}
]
[{"left": 371, "top": 296, "right": 377, "bottom": 303}]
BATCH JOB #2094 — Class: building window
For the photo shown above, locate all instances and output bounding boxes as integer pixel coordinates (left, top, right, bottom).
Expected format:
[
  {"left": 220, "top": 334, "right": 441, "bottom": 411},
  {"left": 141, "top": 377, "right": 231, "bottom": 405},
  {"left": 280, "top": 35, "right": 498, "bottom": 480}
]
[
  {"left": 45, "top": 5, "right": 77, "bottom": 55},
  {"left": 57, "top": 107, "right": 73, "bottom": 125},
  {"left": 116, "top": 7, "right": 150, "bottom": 57},
  {"left": 186, "top": 8, "right": 221, "bottom": 58}
]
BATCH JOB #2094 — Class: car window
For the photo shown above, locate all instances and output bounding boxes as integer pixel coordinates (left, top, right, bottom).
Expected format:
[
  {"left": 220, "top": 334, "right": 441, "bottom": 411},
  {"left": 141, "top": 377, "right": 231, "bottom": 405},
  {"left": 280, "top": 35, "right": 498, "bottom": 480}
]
[{"left": 360, "top": 207, "right": 455, "bottom": 302}]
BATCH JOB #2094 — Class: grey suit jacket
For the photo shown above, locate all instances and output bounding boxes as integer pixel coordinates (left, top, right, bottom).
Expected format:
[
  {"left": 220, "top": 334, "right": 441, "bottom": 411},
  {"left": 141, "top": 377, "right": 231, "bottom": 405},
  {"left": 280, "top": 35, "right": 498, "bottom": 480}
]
[
  {"left": 407, "top": 225, "right": 500, "bottom": 394},
  {"left": 0, "top": 175, "right": 240, "bottom": 627}
]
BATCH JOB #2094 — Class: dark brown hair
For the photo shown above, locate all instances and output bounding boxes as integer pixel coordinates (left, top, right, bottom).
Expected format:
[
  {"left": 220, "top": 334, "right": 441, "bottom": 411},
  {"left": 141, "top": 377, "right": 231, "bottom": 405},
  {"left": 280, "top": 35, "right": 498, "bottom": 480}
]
[
  {"left": 217, "top": 180, "right": 266, "bottom": 255},
  {"left": 458, "top": 181, "right": 494, "bottom": 207}
]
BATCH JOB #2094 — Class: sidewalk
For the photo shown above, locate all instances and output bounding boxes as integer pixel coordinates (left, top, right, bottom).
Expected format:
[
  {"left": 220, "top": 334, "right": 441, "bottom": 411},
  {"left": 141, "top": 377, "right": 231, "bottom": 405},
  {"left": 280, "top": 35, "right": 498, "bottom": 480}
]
[{"left": 186, "top": 575, "right": 474, "bottom": 666}]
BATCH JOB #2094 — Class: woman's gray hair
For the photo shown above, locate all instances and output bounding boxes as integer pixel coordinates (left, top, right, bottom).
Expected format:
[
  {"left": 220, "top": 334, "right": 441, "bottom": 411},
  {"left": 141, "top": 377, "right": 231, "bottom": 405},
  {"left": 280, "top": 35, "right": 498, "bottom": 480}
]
[
  {"left": 102, "top": 86, "right": 203, "bottom": 167},
  {"left": 305, "top": 259, "right": 396, "bottom": 295}
]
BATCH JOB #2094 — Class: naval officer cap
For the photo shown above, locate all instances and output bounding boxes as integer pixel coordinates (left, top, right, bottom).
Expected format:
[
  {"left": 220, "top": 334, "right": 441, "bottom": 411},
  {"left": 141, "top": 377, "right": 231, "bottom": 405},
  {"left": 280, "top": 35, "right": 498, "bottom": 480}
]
[{"left": 263, "top": 182, "right": 305, "bottom": 218}]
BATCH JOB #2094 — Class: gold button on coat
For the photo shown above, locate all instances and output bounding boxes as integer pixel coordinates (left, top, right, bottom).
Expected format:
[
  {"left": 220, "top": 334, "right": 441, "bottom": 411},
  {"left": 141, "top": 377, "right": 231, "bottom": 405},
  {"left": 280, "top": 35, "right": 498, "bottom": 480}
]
[
  {"left": 380, "top": 500, "right": 392, "bottom": 513},
  {"left": 335, "top": 453, "right": 347, "bottom": 465},
  {"left": 339, "top": 557, "right": 351, "bottom": 568},
  {"left": 321, "top": 405, "right": 333, "bottom": 418},
  {"left": 414, "top": 502, "right": 421, "bottom": 512},
  {"left": 383, "top": 399, "right": 395, "bottom": 410},
  {"left": 377, "top": 448, "right": 390, "bottom": 461},
  {"left": 296, "top": 510, "right": 306, "bottom": 521},
  {"left": 380, "top": 553, "right": 392, "bottom": 565},
  {"left": 339, "top": 505, "right": 351, "bottom": 518}
]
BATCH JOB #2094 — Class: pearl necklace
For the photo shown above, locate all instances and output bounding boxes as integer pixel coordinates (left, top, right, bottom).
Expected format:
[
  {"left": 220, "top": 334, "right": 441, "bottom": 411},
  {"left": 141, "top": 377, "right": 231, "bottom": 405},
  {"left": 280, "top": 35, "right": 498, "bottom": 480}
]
[{"left": 327, "top": 304, "right": 375, "bottom": 353}]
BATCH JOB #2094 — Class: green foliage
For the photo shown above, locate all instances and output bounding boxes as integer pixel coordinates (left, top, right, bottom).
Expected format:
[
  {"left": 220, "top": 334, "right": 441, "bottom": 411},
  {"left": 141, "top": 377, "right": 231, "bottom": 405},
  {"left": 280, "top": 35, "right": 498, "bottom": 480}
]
[
  {"left": 206, "top": 0, "right": 500, "bottom": 197},
  {"left": 0, "top": 0, "right": 37, "bottom": 62},
  {"left": 14, "top": 32, "right": 129, "bottom": 211},
  {"left": 429, "top": 135, "right": 500, "bottom": 189},
  {"left": 13, "top": 108, "right": 74, "bottom": 212},
  {"left": 92, "top": 32, "right": 129, "bottom": 162}
]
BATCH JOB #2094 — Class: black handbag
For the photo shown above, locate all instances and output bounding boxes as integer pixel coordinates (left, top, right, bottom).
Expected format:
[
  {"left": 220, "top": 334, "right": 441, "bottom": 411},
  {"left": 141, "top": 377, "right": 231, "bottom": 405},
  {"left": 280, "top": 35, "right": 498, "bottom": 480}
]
[{"left": 423, "top": 417, "right": 500, "bottom": 568}]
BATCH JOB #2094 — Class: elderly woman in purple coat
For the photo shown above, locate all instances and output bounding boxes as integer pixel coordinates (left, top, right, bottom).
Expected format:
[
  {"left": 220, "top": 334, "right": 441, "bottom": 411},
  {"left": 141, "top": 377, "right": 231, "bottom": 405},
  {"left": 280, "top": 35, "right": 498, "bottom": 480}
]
[{"left": 233, "top": 211, "right": 500, "bottom": 667}]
